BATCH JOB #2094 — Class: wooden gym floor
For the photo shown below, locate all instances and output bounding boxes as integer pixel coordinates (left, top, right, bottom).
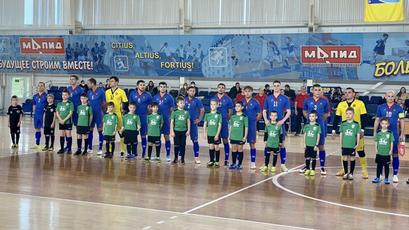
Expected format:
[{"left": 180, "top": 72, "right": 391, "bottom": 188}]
[{"left": 0, "top": 116, "right": 408, "bottom": 229}]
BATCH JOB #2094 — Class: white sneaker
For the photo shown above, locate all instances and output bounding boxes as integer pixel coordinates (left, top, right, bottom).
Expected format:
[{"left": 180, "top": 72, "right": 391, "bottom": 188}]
[
  {"left": 166, "top": 156, "right": 171, "bottom": 162},
  {"left": 393, "top": 175, "right": 399, "bottom": 183},
  {"left": 348, "top": 174, "right": 354, "bottom": 180},
  {"left": 194, "top": 158, "right": 201, "bottom": 164},
  {"left": 280, "top": 164, "right": 288, "bottom": 172},
  {"left": 97, "top": 150, "right": 103, "bottom": 156},
  {"left": 250, "top": 162, "right": 256, "bottom": 170},
  {"left": 343, "top": 174, "right": 349, "bottom": 180},
  {"left": 299, "top": 167, "right": 307, "bottom": 173},
  {"left": 320, "top": 168, "right": 327, "bottom": 175},
  {"left": 87, "top": 149, "right": 93, "bottom": 154}
]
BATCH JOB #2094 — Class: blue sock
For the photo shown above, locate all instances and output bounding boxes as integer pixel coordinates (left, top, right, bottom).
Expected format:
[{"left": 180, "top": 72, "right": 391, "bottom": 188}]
[
  {"left": 98, "top": 131, "right": 103, "bottom": 150},
  {"left": 224, "top": 143, "right": 230, "bottom": 161},
  {"left": 165, "top": 140, "right": 171, "bottom": 158},
  {"left": 393, "top": 156, "right": 399, "bottom": 175},
  {"left": 141, "top": 137, "right": 147, "bottom": 157},
  {"left": 35, "top": 131, "right": 41, "bottom": 145},
  {"left": 88, "top": 131, "right": 93, "bottom": 150},
  {"left": 66, "top": 137, "right": 72, "bottom": 151},
  {"left": 280, "top": 148, "right": 287, "bottom": 164},
  {"left": 319, "top": 150, "right": 326, "bottom": 167},
  {"left": 250, "top": 148, "right": 256, "bottom": 163},
  {"left": 193, "top": 141, "right": 200, "bottom": 157}
]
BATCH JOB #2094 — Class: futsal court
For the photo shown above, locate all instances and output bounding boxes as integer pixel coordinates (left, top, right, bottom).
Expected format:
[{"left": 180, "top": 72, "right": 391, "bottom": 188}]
[{"left": 0, "top": 116, "right": 408, "bottom": 230}]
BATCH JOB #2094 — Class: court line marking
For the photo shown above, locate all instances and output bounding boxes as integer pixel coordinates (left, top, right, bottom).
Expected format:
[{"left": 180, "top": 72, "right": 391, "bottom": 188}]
[
  {"left": 272, "top": 168, "right": 409, "bottom": 218},
  {"left": 0, "top": 191, "right": 314, "bottom": 230}
]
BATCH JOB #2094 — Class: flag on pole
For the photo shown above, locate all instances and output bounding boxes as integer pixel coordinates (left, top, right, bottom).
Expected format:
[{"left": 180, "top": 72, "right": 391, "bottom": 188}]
[{"left": 364, "top": 0, "right": 404, "bottom": 22}]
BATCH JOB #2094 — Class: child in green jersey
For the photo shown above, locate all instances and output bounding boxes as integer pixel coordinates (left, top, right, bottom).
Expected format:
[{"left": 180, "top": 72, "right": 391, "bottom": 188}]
[
  {"left": 120, "top": 102, "right": 140, "bottom": 160},
  {"left": 229, "top": 101, "right": 248, "bottom": 170},
  {"left": 75, "top": 93, "right": 93, "bottom": 156},
  {"left": 260, "top": 111, "right": 282, "bottom": 174},
  {"left": 203, "top": 100, "right": 222, "bottom": 168},
  {"left": 170, "top": 96, "right": 190, "bottom": 164},
  {"left": 303, "top": 111, "right": 321, "bottom": 176},
  {"left": 147, "top": 102, "right": 163, "bottom": 161},
  {"left": 373, "top": 118, "right": 394, "bottom": 184},
  {"left": 340, "top": 108, "right": 360, "bottom": 180},
  {"left": 56, "top": 90, "right": 74, "bottom": 154},
  {"left": 103, "top": 102, "right": 118, "bottom": 159}
]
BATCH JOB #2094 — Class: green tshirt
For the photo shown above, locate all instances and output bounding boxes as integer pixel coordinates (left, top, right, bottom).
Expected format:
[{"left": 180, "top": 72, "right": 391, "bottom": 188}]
[
  {"left": 376, "top": 130, "right": 394, "bottom": 156},
  {"left": 103, "top": 113, "right": 118, "bottom": 136},
  {"left": 147, "top": 113, "right": 162, "bottom": 137},
  {"left": 229, "top": 114, "right": 248, "bottom": 141},
  {"left": 171, "top": 109, "right": 189, "bottom": 132},
  {"left": 204, "top": 112, "right": 222, "bottom": 137},
  {"left": 340, "top": 121, "right": 360, "bottom": 148},
  {"left": 303, "top": 123, "right": 321, "bottom": 147},
  {"left": 266, "top": 123, "right": 282, "bottom": 148},
  {"left": 77, "top": 104, "right": 93, "bottom": 127},
  {"left": 122, "top": 113, "right": 140, "bottom": 131},
  {"left": 57, "top": 101, "right": 74, "bottom": 124}
]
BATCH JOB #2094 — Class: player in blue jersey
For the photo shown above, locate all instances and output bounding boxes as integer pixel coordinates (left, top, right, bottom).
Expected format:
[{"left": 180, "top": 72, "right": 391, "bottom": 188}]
[
  {"left": 87, "top": 78, "right": 106, "bottom": 155},
  {"left": 303, "top": 83, "right": 330, "bottom": 175},
  {"left": 263, "top": 80, "right": 291, "bottom": 172},
  {"left": 129, "top": 80, "right": 152, "bottom": 159},
  {"left": 211, "top": 83, "right": 234, "bottom": 166},
  {"left": 67, "top": 75, "right": 84, "bottom": 126},
  {"left": 153, "top": 82, "right": 175, "bottom": 162},
  {"left": 374, "top": 90, "right": 405, "bottom": 183},
  {"left": 185, "top": 86, "right": 204, "bottom": 164},
  {"left": 241, "top": 86, "right": 261, "bottom": 169},
  {"left": 33, "top": 82, "right": 48, "bottom": 151}
]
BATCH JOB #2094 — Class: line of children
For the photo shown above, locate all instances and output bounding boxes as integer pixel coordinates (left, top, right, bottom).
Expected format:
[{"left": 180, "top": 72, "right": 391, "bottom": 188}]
[
  {"left": 229, "top": 101, "right": 248, "bottom": 170},
  {"left": 203, "top": 100, "right": 222, "bottom": 167},
  {"left": 8, "top": 96, "right": 23, "bottom": 149},
  {"left": 75, "top": 93, "right": 93, "bottom": 155},
  {"left": 147, "top": 102, "right": 163, "bottom": 161},
  {"left": 170, "top": 96, "right": 190, "bottom": 164},
  {"left": 120, "top": 102, "right": 141, "bottom": 160}
]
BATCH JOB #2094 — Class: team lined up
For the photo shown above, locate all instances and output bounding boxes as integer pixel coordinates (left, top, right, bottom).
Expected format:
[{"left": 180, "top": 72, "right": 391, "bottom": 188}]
[{"left": 6, "top": 76, "right": 407, "bottom": 183}]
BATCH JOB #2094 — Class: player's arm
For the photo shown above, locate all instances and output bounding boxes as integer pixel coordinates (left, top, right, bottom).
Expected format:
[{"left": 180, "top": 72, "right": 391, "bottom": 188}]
[
  {"left": 390, "top": 141, "right": 394, "bottom": 156},
  {"left": 136, "top": 116, "right": 141, "bottom": 132},
  {"left": 243, "top": 118, "right": 248, "bottom": 141},
  {"left": 56, "top": 110, "right": 63, "bottom": 124},
  {"left": 278, "top": 108, "right": 291, "bottom": 126},
  {"left": 18, "top": 108, "right": 23, "bottom": 126},
  {"left": 170, "top": 118, "right": 175, "bottom": 137},
  {"left": 198, "top": 108, "right": 205, "bottom": 124},
  {"left": 373, "top": 117, "right": 380, "bottom": 137},
  {"left": 121, "top": 91, "right": 129, "bottom": 114},
  {"left": 262, "top": 109, "right": 269, "bottom": 124},
  {"left": 203, "top": 121, "right": 207, "bottom": 137},
  {"left": 399, "top": 116, "right": 405, "bottom": 141},
  {"left": 89, "top": 109, "right": 93, "bottom": 127},
  {"left": 186, "top": 117, "right": 190, "bottom": 136},
  {"left": 315, "top": 129, "right": 321, "bottom": 151}
]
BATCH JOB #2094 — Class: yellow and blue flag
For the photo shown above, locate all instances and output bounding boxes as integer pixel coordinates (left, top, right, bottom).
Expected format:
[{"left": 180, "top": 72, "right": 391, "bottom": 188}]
[{"left": 364, "top": 0, "right": 404, "bottom": 22}]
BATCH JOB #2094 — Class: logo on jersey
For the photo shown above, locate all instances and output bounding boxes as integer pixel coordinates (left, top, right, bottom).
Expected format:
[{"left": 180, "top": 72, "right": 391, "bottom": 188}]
[
  {"left": 301, "top": 45, "right": 361, "bottom": 65},
  {"left": 307, "top": 130, "right": 316, "bottom": 137},
  {"left": 345, "top": 129, "right": 353, "bottom": 136},
  {"left": 126, "top": 119, "right": 134, "bottom": 125},
  {"left": 208, "top": 119, "right": 217, "bottom": 126},
  {"left": 379, "top": 137, "right": 388, "bottom": 145},
  {"left": 20, "top": 37, "right": 65, "bottom": 55},
  {"left": 177, "top": 114, "right": 186, "bottom": 121},
  {"left": 233, "top": 120, "right": 241, "bottom": 128},
  {"left": 150, "top": 120, "right": 157, "bottom": 126},
  {"left": 79, "top": 110, "right": 86, "bottom": 116}
]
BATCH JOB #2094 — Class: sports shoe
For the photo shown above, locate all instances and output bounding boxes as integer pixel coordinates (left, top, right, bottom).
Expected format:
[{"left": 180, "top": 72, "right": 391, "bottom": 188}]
[
  {"left": 57, "top": 149, "right": 65, "bottom": 154},
  {"left": 236, "top": 164, "right": 243, "bottom": 170},
  {"left": 260, "top": 165, "right": 268, "bottom": 172},
  {"left": 214, "top": 162, "right": 220, "bottom": 168},
  {"left": 343, "top": 174, "right": 349, "bottom": 180},
  {"left": 372, "top": 177, "right": 381, "bottom": 183},
  {"left": 155, "top": 157, "right": 161, "bottom": 162},
  {"left": 181, "top": 159, "right": 185, "bottom": 165},
  {"left": 271, "top": 166, "right": 276, "bottom": 174},
  {"left": 172, "top": 159, "right": 178, "bottom": 164},
  {"left": 74, "top": 150, "right": 82, "bottom": 156},
  {"left": 127, "top": 154, "right": 136, "bottom": 160},
  {"left": 362, "top": 170, "right": 369, "bottom": 179},
  {"left": 97, "top": 150, "right": 103, "bottom": 156},
  {"left": 384, "top": 178, "right": 391, "bottom": 184},
  {"left": 120, "top": 152, "right": 125, "bottom": 158},
  {"left": 207, "top": 161, "right": 214, "bottom": 167},
  {"left": 393, "top": 175, "right": 399, "bottom": 183},
  {"left": 309, "top": 170, "right": 316, "bottom": 176},
  {"left": 250, "top": 162, "right": 256, "bottom": 170},
  {"left": 15, "top": 144, "right": 19, "bottom": 149},
  {"left": 66, "top": 150, "right": 72, "bottom": 155},
  {"left": 280, "top": 164, "right": 288, "bottom": 172},
  {"left": 348, "top": 174, "right": 354, "bottom": 180},
  {"left": 335, "top": 169, "right": 345, "bottom": 177},
  {"left": 35, "top": 144, "right": 42, "bottom": 152},
  {"left": 299, "top": 166, "right": 307, "bottom": 173},
  {"left": 166, "top": 156, "right": 171, "bottom": 162},
  {"left": 87, "top": 149, "right": 93, "bottom": 154},
  {"left": 144, "top": 156, "right": 150, "bottom": 161},
  {"left": 406, "top": 178, "right": 409, "bottom": 184},
  {"left": 304, "top": 170, "right": 311, "bottom": 176},
  {"left": 195, "top": 159, "right": 201, "bottom": 164},
  {"left": 82, "top": 150, "right": 88, "bottom": 155},
  {"left": 229, "top": 164, "right": 237, "bottom": 170},
  {"left": 48, "top": 147, "right": 54, "bottom": 151},
  {"left": 224, "top": 160, "right": 229, "bottom": 166},
  {"left": 320, "top": 168, "right": 327, "bottom": 175},
  {"left": 42, "top": 146, "right": 49, "bottom": 151},
  {"left": 104, "top": 153, "right": 112, "bottom": 158}
]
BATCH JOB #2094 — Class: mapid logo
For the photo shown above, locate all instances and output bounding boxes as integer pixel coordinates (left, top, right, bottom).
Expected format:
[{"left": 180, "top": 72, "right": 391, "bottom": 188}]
[{"left": 20, "top": 37, "right": 65, "bottom": 54}]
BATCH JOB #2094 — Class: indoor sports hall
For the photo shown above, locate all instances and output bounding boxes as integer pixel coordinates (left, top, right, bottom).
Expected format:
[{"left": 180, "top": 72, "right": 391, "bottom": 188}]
[{"left": 0, "top": 0, "right": 409, "bottom": 229}]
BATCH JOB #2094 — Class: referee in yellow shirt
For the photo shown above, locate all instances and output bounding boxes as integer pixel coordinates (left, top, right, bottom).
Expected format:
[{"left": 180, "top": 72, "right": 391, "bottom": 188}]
[
  {"left": 105, "top": 76, "right": 128, "bottom": 157},
  {"left": 333, "top": 87, "right": 368, "bottom": 179}
]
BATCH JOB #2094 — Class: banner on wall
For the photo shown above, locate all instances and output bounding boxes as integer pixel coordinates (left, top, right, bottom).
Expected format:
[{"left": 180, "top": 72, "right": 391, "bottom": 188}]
[
  {"left": 1, "top": 33, "right": 409, "bottom": 81},
  {"left": 364, "top": 0, "right": 404, "bottom": 22}
]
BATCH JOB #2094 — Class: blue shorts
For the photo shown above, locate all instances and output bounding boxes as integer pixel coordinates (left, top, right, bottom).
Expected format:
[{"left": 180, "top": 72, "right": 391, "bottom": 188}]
[
  {"left": 34, "top": 113, "right": 44, "bottom": 129},
  {"left": 161, "top": 116, "right": 171, "bottom": 135},
  {"left": 139, "top": 114, "right": 148, "bottom": 136},
  {"left": 247, "top": 120, "right": 257, "bottom": 144},
  {"left": 318, "top": 122, "right": 327, "bottom": 145},
  {"left": 220, "top": 119, "right": 229, "bottom": 139},
  {"left": 190, "top": 120, "right": 198, "bottom": 141},
  {"left": 90, "top": 113, "right": 103, "bottom": 129}
]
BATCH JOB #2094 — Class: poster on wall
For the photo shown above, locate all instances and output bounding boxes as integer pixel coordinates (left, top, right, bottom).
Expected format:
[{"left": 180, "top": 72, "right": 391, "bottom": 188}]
[{"left": 0, "top": 33, "right": 408, "bottom": 81}]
